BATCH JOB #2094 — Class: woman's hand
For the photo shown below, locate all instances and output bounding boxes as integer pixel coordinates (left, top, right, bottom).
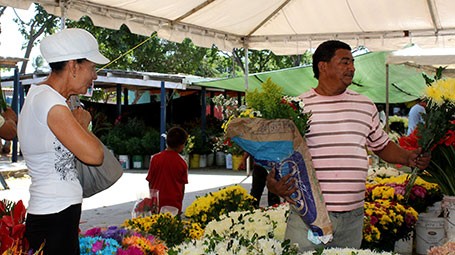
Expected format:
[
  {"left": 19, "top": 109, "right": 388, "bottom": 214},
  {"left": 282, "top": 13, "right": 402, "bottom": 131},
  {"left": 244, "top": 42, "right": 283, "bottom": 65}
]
[{"left": 71, "top": 107, "right": 92, "bottom": 129}]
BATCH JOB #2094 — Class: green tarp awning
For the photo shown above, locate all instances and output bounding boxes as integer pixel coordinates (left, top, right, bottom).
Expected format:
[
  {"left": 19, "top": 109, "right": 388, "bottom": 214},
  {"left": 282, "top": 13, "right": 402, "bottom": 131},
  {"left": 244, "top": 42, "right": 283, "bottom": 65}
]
[{"left": 193, "top": 52, "right": 427, "bottom": 104}]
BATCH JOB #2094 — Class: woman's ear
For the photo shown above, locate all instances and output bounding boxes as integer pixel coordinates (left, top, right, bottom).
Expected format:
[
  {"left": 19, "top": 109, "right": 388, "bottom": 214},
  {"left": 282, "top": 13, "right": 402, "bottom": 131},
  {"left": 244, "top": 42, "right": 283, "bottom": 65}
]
[{"left": 67, "top": 60, "right": 78, "bottom": 78}]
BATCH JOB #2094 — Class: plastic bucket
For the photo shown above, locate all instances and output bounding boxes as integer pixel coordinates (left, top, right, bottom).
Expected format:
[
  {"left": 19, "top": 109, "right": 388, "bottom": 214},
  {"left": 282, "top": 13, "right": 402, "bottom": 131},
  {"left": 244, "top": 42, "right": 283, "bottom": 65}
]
[
  {"left": 216, "top": 151, "right": 226, "bottom": 166},
  {"left": 415, "top": 213, "right": 445, "bottom": 255},
  {"left": 118, "top": 155, "right": 129, "bottom": 169},
  {"left": 442, "top": 195, "right": 455, "bottom": 240},
  {"left": 132, "top": 155, "right": 143, "bottom": 169},
  {"left": 190, "top": 154, "right": 200, "bottom": 169},
  {"left": 394, "top": 233, "right": 413, "bottom": 255},
  {"left": 225, "top": 153, "right": 232, "bottom": 169},
  {"left": 199, "top": 154, "right": 207, "bottom": 168}
]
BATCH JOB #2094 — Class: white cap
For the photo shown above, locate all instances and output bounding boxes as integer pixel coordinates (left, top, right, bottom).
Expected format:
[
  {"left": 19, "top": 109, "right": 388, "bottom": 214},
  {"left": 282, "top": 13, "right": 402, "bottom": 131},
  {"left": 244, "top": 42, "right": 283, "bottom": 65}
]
[{"left": 40, "top": 28, "right": 110, "bottom": 64}]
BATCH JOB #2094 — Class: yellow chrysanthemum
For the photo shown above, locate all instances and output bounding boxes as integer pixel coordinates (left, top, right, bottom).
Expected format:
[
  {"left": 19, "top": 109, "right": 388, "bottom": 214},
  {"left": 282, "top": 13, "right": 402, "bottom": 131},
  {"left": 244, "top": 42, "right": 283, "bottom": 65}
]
[{"left": 425, "top": 78, "right": 455, "bottom": 105}]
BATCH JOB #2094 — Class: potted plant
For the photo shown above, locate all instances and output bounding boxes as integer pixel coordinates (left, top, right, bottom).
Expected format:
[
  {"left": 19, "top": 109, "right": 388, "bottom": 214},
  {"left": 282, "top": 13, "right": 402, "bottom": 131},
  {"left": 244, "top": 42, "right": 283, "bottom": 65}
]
[
  {"left": 101, "top": 117, "right": 148, "bottom": 169},
  {"left": 212, "top": 135, "right": 227, "bottom": 167},
  {"left": 225, "top": 138, "right": 244, "bottom": 170},
  {"left": 126, "top": 137, "right": 144, "bottom": 169},
  {"left": 141, "top": 128, "right": 161, "bottom": 169}
]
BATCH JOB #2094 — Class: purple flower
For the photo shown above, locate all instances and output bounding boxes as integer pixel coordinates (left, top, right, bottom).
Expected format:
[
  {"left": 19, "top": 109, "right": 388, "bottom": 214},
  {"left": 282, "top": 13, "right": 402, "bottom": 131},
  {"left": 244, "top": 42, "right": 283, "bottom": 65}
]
[
  {"left": 101, "top": 226, "right": 129, "bottom": 243},
  {"left": 91, "top": 240, "right": 104, "bottom": 252}
]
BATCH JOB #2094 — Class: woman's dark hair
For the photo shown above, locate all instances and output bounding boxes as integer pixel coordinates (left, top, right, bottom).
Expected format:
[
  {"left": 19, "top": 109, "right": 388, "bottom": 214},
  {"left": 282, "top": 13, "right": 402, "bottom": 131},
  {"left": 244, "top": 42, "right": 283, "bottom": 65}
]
[
  {"left": 166, "top": 127, "right": 188, "bottom": 149},
  {"left": 48, "top": 58, "right": 86, "bottom": 72},
  {"left": 312, "top": 40, "right": 351, "bottom": 79}
]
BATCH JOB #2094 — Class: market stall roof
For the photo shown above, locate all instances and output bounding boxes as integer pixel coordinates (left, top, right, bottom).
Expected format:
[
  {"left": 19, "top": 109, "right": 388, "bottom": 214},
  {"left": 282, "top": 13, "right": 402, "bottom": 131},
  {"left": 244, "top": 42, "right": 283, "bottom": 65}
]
[
  {"left": 0, "top": 57, "right": 28, "bottom": 68},
  {"left": 0, "top": 69, "right": 217, "bottom": 92},
  {"left": 192, "top": 51, "right": 427, "bottom": 103},
  {"left": 1, "top": 0, "right": 455, "bottom": 55}
]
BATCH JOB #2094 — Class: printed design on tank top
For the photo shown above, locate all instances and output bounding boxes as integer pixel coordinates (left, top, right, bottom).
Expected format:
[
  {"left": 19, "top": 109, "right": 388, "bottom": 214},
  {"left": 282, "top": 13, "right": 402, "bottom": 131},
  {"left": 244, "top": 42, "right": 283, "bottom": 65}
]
[{"left": 53, "top": 138, "right": 78, "bottom": 181}]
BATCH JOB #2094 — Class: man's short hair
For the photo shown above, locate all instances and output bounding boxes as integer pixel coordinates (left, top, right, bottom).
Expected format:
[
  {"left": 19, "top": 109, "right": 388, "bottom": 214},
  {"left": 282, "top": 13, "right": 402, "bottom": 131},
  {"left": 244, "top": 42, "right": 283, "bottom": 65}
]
[{"left": 312, "top": 40, "right": 352, "bottom": 80}]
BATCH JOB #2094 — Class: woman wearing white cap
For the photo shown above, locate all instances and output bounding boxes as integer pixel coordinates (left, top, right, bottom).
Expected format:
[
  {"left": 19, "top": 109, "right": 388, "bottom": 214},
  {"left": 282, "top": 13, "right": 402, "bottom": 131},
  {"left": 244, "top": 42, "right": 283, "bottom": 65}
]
[{"left": 18, "top": 28, "right": 110, "bottom": 254}]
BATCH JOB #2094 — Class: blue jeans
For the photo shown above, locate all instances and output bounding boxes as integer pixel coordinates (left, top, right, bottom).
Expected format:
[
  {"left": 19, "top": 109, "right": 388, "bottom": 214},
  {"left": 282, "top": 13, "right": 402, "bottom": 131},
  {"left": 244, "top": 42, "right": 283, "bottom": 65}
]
[{"left": 285, "top": 207, "right": 364, "bottom": 252}]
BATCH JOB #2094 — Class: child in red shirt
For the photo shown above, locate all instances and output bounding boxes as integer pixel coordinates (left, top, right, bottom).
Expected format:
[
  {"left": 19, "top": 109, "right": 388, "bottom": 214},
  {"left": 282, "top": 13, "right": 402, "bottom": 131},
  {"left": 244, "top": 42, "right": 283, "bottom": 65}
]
[{"left": 146, "top": 127, "right": 188, "bottom": 213}]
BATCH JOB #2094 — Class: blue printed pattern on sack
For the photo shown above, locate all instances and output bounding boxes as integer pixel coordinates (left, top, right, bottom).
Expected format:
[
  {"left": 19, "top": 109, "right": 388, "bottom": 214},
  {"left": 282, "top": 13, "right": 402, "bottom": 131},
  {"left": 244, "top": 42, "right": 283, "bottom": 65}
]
[{"left": 255, "top": 152, "right": 322, "bottom": 236}]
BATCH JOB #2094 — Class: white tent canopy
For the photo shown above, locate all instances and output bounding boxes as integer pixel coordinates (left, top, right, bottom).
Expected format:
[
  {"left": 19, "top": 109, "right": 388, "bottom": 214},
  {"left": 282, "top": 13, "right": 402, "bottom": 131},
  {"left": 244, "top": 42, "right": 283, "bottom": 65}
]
[
  {"left": 387, "top": 44, "right": 455, "bottom": 65},
  {"left": 2, "top": 0, "right": 455, "bottom": 55}
]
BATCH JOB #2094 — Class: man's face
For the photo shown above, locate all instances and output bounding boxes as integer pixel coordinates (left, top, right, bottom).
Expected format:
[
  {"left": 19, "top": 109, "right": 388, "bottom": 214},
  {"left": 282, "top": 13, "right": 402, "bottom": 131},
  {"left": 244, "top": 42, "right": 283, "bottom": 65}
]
[{"left": 321, "top": 49, "right": 355, "bottom": 87}]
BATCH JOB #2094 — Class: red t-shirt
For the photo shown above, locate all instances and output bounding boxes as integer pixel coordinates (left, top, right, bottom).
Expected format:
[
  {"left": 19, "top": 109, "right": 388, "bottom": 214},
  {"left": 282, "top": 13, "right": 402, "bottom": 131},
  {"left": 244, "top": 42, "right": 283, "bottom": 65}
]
[{"left": 146, "top": 150, "right": 188, "bottom": 212}]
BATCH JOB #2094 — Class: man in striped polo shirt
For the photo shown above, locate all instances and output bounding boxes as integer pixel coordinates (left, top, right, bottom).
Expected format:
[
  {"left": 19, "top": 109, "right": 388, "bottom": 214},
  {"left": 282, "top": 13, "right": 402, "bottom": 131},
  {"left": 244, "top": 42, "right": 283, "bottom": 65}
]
[{"left": 267, "top": 40, "right": 431, "bottom": 251}]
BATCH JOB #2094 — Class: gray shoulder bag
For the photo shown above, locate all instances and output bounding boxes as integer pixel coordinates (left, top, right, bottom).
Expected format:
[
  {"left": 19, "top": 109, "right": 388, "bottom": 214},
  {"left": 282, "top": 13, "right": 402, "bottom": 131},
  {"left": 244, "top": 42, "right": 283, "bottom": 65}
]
[{"left": 76, "top": 144, "right": 123, "bottom": 198}]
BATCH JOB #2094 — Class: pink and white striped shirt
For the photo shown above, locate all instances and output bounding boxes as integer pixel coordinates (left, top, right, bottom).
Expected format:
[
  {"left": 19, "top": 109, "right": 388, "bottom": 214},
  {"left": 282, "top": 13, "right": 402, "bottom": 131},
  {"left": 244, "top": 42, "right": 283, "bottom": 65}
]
[{"left": 299, "top": 88, "right": 390, "bottom": 212}]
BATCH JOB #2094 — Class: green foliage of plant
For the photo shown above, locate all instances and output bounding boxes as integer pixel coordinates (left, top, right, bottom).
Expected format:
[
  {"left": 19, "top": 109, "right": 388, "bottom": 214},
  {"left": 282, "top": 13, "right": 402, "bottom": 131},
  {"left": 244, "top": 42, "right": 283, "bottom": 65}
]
[
  {"left": 123, "top": 213, "right": 203, "bottom": 248},
  {"left": 246, "top": 78, "right": 311, "bottom": 136},
  {"left": 141, "top": 128, "right": 161, "bottom": 155},
  {"left": 188, "top": 128, "right": 211, "bottom": 154},
  {"left": 422, "top": 145, "right": 455, "bottom": 196},
  {"left": 102, "top": 117, "right": 154, "bottom": 155},
  {"left": 226, "top": 140, "right": 243, "bottom": 155},
  {"left": 246, "top": 78, "right": 284, "bottom": 119}
]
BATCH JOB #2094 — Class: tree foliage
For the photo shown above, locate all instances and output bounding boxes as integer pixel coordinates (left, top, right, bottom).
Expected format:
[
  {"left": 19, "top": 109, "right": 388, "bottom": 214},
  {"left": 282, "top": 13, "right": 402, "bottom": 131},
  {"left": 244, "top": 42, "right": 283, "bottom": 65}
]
[
  {"left": 12, "top": 4, "right": 58, "bottom": 74},
  {"left": 10, "top": 5, "right": 308, "bottom": 76}
]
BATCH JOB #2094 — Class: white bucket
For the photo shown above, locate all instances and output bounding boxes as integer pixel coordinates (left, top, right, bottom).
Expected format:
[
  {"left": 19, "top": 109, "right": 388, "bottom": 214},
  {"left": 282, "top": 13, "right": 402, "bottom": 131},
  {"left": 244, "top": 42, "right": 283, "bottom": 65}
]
[
  {"left": 199, "top": 154, "right": 207, "bottom": 168},
  {"left": 442, "top": 195, "right": 455, "bottom": 240},
  {"left": 415, "top": 213, "right": 445, "bottom": 255},
  {"left": 225, "top": 153, "right": 232, "bottom": 169},
  {"left": 216, "top": 151, "right": 226, "bottom": 166},
  {"left": 427, "top": 201, "right": 442, "bottom": 217},
  {"left": 118, "top": 155, "right": 130, "bottom": 169},
  {"left": 394, "top": 233, "right": 413, "bottom": 255}
]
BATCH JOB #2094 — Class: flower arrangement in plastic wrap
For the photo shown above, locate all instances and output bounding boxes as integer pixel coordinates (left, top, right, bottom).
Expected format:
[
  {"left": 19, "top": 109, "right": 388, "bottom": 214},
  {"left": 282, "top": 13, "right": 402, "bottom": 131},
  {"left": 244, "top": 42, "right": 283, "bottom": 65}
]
[
  {"left": 123, "top": 212, "right": 203, "bottom": 248},
  {"left": 170, "top": 203, "right": 300, "bottom": 255},
  {"left": 400, "top": 78, "right": 455, "bottom": 198},
  {"left": 361, "top": 199, "right": 418, "bottom": 252},
  {"left": 184, "top": 185, "right": 256, "bottom": 228},
  {"left": 79, "top": 225, "right": 168, "bottom": 255},
  {"left": 366, "top": 174, "right": 442, "bottom": 213}
]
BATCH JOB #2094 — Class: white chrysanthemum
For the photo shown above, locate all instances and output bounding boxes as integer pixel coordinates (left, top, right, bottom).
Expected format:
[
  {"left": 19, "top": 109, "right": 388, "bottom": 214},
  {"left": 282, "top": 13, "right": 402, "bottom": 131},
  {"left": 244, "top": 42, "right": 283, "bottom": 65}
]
[
  {"left": 255, "top": 238, "right": 284, "bottom": 254},
  {"left": 300, "top": 247, "right": 395, "bottom": 255}
]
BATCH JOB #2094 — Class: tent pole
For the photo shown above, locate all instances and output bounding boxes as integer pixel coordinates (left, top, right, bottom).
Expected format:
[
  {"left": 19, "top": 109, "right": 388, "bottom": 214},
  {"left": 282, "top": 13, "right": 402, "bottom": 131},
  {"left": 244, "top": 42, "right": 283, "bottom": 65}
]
[
  {"left": 385, "top": 64, "right": 390, "bottom": 133},
  {"left": 59, "top": 1, "right": 66, "bottom": 30},
  {"left": 244, "top": 44, "right": 249, "bottom": 92}
]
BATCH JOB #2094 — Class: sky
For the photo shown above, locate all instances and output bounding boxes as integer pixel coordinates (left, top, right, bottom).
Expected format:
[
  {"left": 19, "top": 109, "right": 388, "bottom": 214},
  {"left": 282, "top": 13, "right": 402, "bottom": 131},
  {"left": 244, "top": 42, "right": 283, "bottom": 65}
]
[{"left": 0, "top": 6, "right": 41, "bottom": 76}]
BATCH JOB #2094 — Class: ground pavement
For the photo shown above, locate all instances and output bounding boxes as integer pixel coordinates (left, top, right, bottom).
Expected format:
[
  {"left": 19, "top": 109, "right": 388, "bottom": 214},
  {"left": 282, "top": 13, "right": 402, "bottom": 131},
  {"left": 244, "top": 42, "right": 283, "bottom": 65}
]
[{"left": 0, "top": 155, "right": 270, "bottom": 232}]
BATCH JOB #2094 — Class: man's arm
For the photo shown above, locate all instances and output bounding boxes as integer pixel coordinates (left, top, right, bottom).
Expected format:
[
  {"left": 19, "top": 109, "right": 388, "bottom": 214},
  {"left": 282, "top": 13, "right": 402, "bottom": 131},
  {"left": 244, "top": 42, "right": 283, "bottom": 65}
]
[{"left": 374, "top": 141, "right": 430, "bottom": 170}]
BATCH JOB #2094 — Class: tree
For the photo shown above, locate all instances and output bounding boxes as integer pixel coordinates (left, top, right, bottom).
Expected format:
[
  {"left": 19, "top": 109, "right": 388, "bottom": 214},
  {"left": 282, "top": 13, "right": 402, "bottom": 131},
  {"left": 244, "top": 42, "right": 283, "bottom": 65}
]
[
  {"left": 13, "top": 4, "right": 58, "bottom": 74},
  {"left": 232, "top": 48, "right": 312, "bottom": 74},
  {"left": 11, "top": 7, "right": 307, "bottom": 77}
]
